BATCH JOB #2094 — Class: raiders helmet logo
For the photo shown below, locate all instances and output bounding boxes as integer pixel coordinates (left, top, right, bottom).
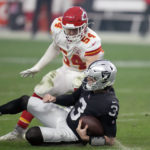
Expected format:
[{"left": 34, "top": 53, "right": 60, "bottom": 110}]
[{"left": 101, "top": 71, "right": 111, "bottom": 83}]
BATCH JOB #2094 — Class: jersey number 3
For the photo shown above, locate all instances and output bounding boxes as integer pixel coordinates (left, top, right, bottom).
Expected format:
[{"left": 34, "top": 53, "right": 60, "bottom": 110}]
[
  {"left": 108, "top": 101, "right": 119, "bottom": 117},
  {"left": 70, "top": 97, "right": 87, "bottom": 120}
]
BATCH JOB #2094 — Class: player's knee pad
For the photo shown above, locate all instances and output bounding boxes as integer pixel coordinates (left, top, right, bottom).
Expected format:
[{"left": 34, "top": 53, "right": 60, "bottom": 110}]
[{"left": 25, "top": 126, "right": 44, "bottom": 145}]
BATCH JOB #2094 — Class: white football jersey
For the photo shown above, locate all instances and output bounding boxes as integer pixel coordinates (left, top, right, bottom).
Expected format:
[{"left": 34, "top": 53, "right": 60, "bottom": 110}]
[{"left": 50, "top": 17, "right": 104, "bottom": 72}]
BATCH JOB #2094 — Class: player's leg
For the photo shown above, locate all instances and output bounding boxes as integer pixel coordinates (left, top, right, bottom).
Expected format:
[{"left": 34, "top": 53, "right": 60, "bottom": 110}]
[
  {"left": 16, "top": 93, "right": 42, "bottom": 130},
  {"left": 0, "top": 69, "right": 58, "bottom": 140},
  {"left": 0, "top": 66, "right": 82, "bottom": 141},
  {"left": 15, "top": 69, "right": 61, "bottom": 136},
  {"left": 25, "top": 98, "right": 78, "bottom": 145},
  {"left": 26, "top": 125, "right": 79, "bottom": 146},
  {"left": 0, "top": 94, "right": 42, "bottom": 141},
  {"left": 0, "top": 95, "right": 29, "bottom": 141},
  {"left": 0, "top": 95, "right": 29, "bottom": 115},
  {"left": 34, "top": 66, "right": 84, "bottom": 97},
  {"left": 27, "top": 96, "right": 70, "bottom": 127},
  {"left": 34, "top": 66, "right": 79, "bottom": 97}
]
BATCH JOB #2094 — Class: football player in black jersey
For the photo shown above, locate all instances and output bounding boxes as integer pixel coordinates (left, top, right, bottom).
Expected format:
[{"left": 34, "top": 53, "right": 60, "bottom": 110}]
[{"left": 0, "top": 60, "right": 119, "bottom": 146}]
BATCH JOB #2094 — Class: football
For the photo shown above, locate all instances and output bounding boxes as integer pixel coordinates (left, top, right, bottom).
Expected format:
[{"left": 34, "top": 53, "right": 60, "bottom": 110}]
[{"left": 80, "top": 115, "right": 104, "bottom": 136}]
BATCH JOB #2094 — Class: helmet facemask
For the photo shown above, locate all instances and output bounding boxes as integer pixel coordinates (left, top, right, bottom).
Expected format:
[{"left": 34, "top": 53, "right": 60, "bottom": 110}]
[
  {"left": 63, "top": 23, "right": 87, "bottom": 42},
  {"left": 83, "top": 76, "right": 101, "bottom": 91}
]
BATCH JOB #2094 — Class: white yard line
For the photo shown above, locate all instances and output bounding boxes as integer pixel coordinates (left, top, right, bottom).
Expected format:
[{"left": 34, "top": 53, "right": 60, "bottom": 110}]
[
  {"left": 0, "top": 118, "right": 15, "bottom": 121},
  {"left": 0, "top": 57, "right": 61, "bottom": 64},
  {"left": 0, "top": 57, "right": 150, "bottom": 68},
  {"left": 117, "top": 88, "right": 150, "bottom": 94},
  {"left": 0, "top": 57, "right": 38, "bottom": 64},
  {"left": 119, "top": 112, "right": 150, "bottom": 117},
  {"left": 0, "top": 30, "right": 150, "bottom": 45},
  {"left": 113, "top": 61, "right": 150, "bottom": 68},
  {"left": 118, "top": 118, "right": 139, "bottom": 122},
  {"left": 115, "top": 139, "right": 141, "bottom": 150}
]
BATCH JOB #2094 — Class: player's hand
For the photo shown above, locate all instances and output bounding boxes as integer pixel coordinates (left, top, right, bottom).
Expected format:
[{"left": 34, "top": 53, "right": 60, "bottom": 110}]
[
  {"left": 76, "top": 119, "right": 89, "bottom": 141},
  {"left": 43, "top": 94, "right": 56, "bottom": 103},
  {"left": 20, "top": 67, "right": 39, "bottom": 77},
  {"left": 104, "top": 136, "right": 115, "bottom": 146}
]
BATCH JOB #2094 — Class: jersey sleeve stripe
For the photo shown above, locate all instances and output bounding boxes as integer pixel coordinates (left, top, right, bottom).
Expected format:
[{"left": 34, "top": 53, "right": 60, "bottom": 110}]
[
  {"left": 84, "top": 46, "right": 104, "bottom": 56},
  {"left": 60, "top": 47, "right": 68, "bottom": 55}
]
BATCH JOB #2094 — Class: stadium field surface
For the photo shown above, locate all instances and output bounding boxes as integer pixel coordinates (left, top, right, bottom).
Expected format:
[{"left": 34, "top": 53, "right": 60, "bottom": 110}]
[{"left": 0, "top": 39, "right": 150, "bottom": 150}]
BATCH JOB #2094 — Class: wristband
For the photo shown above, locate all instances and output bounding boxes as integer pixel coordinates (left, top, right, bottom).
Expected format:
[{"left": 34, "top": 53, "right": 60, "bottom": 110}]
[{"left": 89, "top": 136, "right": 106, "bottom": 146}]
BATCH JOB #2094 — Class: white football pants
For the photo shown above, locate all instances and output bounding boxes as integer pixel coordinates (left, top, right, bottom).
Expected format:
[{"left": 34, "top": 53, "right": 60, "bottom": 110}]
[
  {"left": 27, "top": 97, "right": 78, "bottom": 143},
  {"left": 34, "top": 65, "right": 84, "bottom": 97}
]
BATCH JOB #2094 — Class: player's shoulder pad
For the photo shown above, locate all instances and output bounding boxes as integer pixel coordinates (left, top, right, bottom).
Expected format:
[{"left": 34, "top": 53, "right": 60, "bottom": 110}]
[
  {"left": 82, "top": 28, "right": 103, "bottom": 56},
  {"left": 50, "top": 17, "right": 63, "bottom": 36}
]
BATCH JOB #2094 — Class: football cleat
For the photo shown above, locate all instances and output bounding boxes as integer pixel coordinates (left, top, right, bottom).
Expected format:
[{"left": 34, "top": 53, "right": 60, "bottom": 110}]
[{"left": 0, "top": 128, "right": 26, "bottom": 141}]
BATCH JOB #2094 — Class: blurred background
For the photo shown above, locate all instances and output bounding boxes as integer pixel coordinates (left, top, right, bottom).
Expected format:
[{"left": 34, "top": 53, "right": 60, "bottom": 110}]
[{"left": 0, "top": 0, "right": 150, "bottom": 43}]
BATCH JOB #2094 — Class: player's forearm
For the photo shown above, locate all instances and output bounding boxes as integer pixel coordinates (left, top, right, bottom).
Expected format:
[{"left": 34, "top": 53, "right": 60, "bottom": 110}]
[
  {"left": 55, "top": 94, "right": 76, "bottom": 106},
  {"left": 33, "top": 42, "right": 59, "bottom": 71}
]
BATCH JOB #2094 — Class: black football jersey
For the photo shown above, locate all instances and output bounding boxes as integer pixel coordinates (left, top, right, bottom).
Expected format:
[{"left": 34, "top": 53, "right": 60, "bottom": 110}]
[{"left": 55, "top": 85, "right": 119, "bottom": 140}]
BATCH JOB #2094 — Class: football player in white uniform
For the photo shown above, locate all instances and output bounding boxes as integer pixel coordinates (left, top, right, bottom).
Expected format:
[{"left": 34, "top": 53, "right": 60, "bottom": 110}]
[{"left": 0, "top": 6, "right": 104, "bottom": 141}]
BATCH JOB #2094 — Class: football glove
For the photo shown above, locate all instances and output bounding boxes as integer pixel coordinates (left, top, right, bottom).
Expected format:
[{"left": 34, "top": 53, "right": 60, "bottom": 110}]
[{"left": 20, "top": 67, "right": 39, "bottom": 77}]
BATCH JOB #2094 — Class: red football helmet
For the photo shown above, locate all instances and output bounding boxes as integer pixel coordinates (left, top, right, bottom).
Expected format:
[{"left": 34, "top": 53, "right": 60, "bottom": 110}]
[{"left": 62, "top": 6, "right": 88, "bottom": 42}]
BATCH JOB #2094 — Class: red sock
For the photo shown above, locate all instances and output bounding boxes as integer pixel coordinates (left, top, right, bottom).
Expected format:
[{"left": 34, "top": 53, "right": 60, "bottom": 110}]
[{"left": 17, "top": 93, "right": 42, "bottom": 129}]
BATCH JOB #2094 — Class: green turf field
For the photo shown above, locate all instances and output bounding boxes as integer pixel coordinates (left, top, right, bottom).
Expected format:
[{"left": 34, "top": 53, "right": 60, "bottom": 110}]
[{"left": 0, "top": 39, "right": 150, "bottom": 150}]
